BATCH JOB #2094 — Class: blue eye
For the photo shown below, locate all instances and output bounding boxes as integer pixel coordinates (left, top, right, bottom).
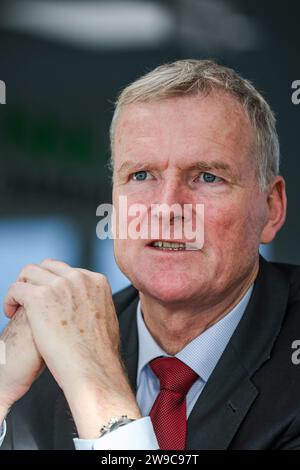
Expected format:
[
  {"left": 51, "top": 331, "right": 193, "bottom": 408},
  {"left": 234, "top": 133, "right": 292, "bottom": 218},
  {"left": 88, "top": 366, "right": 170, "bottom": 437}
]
[
  {"left": 132, "top": 171, "right": 150, "bottom": 181},
  {"left": 199, "top": 172, "right": 221, "bottom": 183}
]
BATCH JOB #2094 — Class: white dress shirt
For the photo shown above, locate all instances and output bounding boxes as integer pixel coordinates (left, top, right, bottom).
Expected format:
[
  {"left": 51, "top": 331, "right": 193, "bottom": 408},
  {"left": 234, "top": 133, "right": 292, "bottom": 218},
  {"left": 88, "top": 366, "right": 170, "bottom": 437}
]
[{"left": 0, "top": 285, "right": 253, "bottom": 449}]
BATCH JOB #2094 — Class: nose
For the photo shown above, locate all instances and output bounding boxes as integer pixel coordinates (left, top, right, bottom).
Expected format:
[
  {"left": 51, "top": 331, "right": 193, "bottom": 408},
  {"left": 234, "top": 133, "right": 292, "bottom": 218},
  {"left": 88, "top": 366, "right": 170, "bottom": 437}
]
[
  {"left": 158, "top": 176, "right": 186, "bottom": 207},
  {"left": 152, "top": 176, "right": 187, "bottom": 230}
]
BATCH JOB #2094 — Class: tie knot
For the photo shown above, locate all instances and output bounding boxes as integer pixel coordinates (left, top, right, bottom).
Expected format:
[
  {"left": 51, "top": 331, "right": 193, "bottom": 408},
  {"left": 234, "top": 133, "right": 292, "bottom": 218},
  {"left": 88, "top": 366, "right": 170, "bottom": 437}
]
[{"left": 149, "top": 357, "right": 198, "bottom": 393}]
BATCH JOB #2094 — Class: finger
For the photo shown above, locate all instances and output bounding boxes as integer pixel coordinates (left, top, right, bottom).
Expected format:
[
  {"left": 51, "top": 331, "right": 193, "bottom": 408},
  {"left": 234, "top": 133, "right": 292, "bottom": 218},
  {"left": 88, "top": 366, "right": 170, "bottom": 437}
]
[
  {"left": 17, "top": 263, "right": 58, "bottom": 285},
  {"left": 77, "top": 268, "right": 101, "bottom": 278},
  {"left": 77, "top": 269, "right": 110, "bottom": 286},
  {"left": 77, "top": 269, "right": 112, "bottom": 295},
  {"left": 40, "top": 258, "right": 73, "bottom": 276},
  {"left": 3, "top": 304, "right": 23, "bottom": 321},
  {"left": 3, "top": 281, "right": 38, "bottom": 318},
  {"left": 77, "top": 268, "right": 107, "bottom": 280}
]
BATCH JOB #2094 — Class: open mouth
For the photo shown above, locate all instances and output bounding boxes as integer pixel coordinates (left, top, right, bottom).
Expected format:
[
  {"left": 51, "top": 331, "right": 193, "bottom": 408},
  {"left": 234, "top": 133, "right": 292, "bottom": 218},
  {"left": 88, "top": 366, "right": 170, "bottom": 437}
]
[{"left": 148, "top": 240, "right": 198, "bottom": 251}]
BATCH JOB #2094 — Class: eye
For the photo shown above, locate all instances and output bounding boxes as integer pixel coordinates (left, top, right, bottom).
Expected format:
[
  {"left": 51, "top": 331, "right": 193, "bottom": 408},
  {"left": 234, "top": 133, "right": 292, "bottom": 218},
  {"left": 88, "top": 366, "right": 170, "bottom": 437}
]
[
  {"left": 198, "top": 172, "right": 222, "bottom": 183},
  {"left": 131, "top": 171, "right": 152, "bottom": 181}
]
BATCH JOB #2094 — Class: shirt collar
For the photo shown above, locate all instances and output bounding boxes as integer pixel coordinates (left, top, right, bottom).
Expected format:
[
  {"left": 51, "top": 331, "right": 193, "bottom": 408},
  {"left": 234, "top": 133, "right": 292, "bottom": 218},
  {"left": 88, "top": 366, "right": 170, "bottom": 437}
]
[{"left": 136, "top": 285, "right": 253, "bottom": 386}]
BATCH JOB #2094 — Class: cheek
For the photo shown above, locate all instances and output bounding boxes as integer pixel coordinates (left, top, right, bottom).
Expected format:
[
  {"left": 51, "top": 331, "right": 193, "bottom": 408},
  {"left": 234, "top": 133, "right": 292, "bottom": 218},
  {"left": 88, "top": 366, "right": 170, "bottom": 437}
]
[
  {"left": 204, "top": 202, "right": 239, "bottom": 235},
  {"left": 204, "top": 199, "right": 263, "bottom": 250}
]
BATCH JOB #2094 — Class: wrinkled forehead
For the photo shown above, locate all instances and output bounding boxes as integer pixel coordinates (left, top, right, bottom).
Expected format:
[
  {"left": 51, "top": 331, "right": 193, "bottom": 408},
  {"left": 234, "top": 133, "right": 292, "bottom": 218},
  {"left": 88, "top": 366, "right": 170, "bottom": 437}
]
[{"left": 113, "top": 91, "right": 256, "bottom": 173}]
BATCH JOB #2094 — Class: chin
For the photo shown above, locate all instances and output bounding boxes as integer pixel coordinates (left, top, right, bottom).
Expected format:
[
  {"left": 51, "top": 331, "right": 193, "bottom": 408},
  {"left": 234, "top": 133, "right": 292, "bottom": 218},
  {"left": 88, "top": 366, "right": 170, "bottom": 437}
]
[{"left": 135, "top": 274, "right": 198, "bottom": 305}]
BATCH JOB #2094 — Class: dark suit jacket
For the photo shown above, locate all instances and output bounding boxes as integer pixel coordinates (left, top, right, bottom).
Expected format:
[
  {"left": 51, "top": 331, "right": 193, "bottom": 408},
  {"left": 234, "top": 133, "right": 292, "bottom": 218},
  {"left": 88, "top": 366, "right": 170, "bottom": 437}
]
[{"left": 1, "top": 256, "right": 300, "bottom": 450}]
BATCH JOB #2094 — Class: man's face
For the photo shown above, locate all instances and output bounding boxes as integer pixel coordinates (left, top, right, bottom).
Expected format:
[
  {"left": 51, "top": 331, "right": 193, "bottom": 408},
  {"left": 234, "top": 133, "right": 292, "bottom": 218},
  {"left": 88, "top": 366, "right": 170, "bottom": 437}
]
[{"left": 112, "top": 91, "right": 269, "bottom": 306}]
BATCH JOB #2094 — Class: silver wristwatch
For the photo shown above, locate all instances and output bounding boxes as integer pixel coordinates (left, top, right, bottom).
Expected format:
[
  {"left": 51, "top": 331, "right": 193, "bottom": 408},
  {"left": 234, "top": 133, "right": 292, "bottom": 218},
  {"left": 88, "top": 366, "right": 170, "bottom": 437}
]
[{"left": 100, "top": 416, "right": 135, "bottom": 437}]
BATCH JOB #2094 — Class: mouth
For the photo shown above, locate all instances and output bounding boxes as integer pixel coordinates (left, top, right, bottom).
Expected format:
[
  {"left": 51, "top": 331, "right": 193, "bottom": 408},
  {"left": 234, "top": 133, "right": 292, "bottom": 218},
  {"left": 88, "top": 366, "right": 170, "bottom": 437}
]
[{"left": 147, "top": 240, "right": 199, "bottom": 251}]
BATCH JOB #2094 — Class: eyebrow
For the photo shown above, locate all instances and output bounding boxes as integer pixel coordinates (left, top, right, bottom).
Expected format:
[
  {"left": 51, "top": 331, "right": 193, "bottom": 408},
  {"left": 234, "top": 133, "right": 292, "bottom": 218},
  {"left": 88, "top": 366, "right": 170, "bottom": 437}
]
[
  {"left": 188, "top": 160, "right": 235, "bottom": 176},
  {"left": 116, "top": 160, "right": 158, "bottom": 175},
  {"left": 116, "top": 159, "right": 236, "bottom": 178}
]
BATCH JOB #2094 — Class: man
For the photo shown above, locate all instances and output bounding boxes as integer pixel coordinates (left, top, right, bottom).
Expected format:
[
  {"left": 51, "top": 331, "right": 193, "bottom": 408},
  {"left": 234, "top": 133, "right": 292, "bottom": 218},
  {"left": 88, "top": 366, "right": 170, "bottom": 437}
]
[{"left": 0, "top": 59, "right": 299, "bottom": 450}]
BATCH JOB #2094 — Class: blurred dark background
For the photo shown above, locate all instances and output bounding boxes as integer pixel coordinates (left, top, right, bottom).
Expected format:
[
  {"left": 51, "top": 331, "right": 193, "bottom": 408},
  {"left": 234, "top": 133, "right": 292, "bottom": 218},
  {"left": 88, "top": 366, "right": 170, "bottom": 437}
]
[{"left": 0, "top": 0, "right": 299, "bottom": 329}]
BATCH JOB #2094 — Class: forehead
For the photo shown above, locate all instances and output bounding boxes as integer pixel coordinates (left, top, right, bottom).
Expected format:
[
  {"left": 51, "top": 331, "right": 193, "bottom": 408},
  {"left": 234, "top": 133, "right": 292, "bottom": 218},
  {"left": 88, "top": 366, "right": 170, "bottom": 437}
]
[{"left": 114, "top": 91, "right": 254, "bottom": 169}]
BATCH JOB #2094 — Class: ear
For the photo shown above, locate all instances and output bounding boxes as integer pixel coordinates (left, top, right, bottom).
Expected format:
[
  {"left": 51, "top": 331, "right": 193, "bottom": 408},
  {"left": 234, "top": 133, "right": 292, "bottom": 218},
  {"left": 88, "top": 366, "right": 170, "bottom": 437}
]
[{"left": 260, "top": 176, "right": 287, "bottom": 244}]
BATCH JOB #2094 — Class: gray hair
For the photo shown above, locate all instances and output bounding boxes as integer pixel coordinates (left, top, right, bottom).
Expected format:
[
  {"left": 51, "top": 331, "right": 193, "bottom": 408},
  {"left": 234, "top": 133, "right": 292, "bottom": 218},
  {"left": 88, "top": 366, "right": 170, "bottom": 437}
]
[{"left": 110, "top": 59, "right": 280, "bottom": 191}]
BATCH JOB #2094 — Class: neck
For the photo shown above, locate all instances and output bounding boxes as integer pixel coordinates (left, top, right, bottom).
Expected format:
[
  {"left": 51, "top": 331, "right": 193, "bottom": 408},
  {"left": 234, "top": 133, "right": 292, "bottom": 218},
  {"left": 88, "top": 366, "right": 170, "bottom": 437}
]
[{"left": 139, "top": 260, "right": 259, "bottom": 355}]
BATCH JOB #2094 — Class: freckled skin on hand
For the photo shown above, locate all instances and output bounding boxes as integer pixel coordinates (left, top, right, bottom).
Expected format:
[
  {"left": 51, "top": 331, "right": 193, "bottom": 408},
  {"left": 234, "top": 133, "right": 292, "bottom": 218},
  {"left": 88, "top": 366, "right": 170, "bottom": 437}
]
[{"left": 61, "top": 320, "right": 68, "bottom": 326}]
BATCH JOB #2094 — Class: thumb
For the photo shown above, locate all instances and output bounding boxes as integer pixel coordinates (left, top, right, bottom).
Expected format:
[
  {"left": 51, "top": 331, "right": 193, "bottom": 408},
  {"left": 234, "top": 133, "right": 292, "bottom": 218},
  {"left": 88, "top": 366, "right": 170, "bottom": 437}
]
[{"left": 3, "top": 281, "right": 36, "bottom": 319}]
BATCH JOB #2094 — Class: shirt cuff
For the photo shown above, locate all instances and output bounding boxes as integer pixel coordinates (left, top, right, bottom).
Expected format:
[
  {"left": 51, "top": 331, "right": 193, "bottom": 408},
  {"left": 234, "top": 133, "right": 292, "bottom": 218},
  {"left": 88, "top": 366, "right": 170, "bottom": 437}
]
[
  {"left": 73, "top": 417, "right": 159, "bottom": 450},
  {"left": 0, "top": 420, "right": 6, "bottom": 447}
]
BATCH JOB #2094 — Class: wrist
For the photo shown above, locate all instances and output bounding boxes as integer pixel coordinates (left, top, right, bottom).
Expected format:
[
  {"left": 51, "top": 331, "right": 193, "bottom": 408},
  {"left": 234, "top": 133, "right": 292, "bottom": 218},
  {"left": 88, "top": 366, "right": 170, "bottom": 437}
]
[
  {"left": 63, "top": 375, "right": 141, "bottom": 439},
  {"left": 0, "top": 403, "right": 10, "bottom": 423}
]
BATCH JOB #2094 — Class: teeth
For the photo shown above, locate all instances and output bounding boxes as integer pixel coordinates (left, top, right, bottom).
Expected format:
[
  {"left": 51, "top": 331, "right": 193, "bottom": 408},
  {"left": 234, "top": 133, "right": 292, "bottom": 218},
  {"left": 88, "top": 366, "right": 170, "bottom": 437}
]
[{"left": 152, "top": 241, "right": 186, "bottom": 250}]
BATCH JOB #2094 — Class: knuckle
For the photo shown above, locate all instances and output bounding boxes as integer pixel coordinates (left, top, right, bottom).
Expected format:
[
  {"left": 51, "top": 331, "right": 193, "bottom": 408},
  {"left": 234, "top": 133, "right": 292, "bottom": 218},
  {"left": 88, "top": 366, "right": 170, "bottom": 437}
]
[
  {"left": 53, "top": 276, "right": 70, "bottom": 291},
  {"left": 95, "top": 273, "right": 108, "bottom": 284},
  {"left": 19, "top": 263, "right": 37, "bottom": 277},
  {"left": 41, "top": 258, "right": 54, "bottom": 264},
  {"left": 68, "top": 270, "right": 86, "bottom": 284},
  {"left": 95, "top": 273, "right": 111, "bottom": 293}
]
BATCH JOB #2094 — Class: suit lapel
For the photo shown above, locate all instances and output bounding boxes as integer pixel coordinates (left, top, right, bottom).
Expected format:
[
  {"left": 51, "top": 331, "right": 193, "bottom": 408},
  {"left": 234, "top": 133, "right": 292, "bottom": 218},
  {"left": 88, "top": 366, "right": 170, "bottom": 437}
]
[
  {"left": 53, "top": 393, "right": 77, "bottom": 449},
  {"left": 118, "top": 295, "right": 139, "bottom": 393},
  {"left": 186, "top": 257, "right": 289, "bottom": 449},
  {"left": 10, "top": 409, "right": 40, "bottom": 450},
  {"left": 186, "top": 342, "right": 258, "bottom": 449}
]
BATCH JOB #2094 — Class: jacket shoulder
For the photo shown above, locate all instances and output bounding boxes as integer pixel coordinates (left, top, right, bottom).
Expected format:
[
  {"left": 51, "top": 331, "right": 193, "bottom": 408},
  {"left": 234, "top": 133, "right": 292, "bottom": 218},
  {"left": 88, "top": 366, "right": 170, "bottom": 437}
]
[{"left": 271, "top": 260, "right": 300, "bottom": 302}]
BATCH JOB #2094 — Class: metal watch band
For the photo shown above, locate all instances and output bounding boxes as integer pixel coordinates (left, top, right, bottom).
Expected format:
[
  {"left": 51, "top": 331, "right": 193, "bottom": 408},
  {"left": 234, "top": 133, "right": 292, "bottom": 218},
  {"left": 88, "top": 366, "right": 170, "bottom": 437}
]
[{"left": 99, "top": 415, "right": 136, "bottom": 437}]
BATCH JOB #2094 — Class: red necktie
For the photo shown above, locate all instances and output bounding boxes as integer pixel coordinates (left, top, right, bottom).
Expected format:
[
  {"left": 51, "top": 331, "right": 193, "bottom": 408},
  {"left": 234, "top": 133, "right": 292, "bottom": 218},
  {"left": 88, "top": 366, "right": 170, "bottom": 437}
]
[{"left": 149, "top": 357, "right": 198, "bottom": 450}]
